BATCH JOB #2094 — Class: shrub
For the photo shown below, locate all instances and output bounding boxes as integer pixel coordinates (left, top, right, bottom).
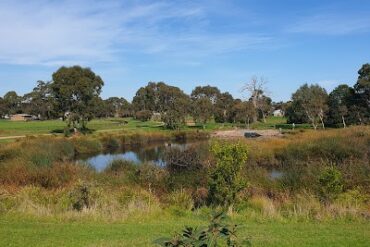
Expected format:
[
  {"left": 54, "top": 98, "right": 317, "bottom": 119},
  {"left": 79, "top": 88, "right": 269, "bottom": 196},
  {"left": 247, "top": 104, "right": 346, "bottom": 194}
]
[
  {"left": 154, "top": 212, "right": 251, "bottom": 247},
  {"left": 135, "top": 163, "right": 168, "bottom": 190},
  {"left": 70, "top": 181, "right": 91, "bottom": 211},
  {"left": 72, "top": 138, "right": 102, "bottom": 155},
  {"left": 317, "top": 166, "right": 343, "bottom": 202},
  {"left": 135, "top": 110, "right": 152, "bottom": 122},
  {"left": 208, "top": 141, "right": 248, "bottom": 206},
  {"left": 100, "top": 136, "right": 120, "bottom": 152},
  {"left": 165, "top": 147, "right": 203, "bottom": 173},
  {"left": 192, "top": 187, "right": 209, "bottom": 208}
]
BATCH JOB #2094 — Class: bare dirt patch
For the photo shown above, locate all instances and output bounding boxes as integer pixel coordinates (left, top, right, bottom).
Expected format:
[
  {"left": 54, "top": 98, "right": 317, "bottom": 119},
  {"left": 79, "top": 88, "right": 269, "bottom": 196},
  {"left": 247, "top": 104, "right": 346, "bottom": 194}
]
[{"left": 212, "top": 129, "right": 282, "bottom": 139}]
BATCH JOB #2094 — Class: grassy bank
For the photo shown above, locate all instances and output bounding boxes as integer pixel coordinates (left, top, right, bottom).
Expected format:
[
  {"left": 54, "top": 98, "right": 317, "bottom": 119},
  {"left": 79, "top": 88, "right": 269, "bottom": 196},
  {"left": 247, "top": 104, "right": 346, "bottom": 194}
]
[{"left": 1, "top": 213, "right": 369, "bottom": 247}]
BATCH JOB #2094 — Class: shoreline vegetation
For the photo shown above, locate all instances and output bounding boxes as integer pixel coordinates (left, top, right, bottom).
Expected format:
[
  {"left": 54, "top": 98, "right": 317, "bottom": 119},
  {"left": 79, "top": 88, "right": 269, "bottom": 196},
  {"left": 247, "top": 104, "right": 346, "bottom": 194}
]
[{"left": 0, "top": 125, "right": 369, "bottom": 246}]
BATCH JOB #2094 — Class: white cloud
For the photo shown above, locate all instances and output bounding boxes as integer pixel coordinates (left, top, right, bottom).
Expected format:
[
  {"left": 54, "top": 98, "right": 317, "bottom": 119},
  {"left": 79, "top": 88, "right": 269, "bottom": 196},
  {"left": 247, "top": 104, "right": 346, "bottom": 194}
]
[
  {"left": 286, "top": 14, "right": 370, "bottom": 35},
  {"left": 0, "top": 0, "right": 271, "bottom": 66}
]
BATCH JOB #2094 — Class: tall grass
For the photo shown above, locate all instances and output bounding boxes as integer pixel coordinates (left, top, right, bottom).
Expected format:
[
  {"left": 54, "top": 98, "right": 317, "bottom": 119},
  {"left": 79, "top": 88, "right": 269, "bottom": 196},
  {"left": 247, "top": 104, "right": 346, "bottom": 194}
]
[{"left": 0, "top": 126, "right": 369, "bottom": 222}]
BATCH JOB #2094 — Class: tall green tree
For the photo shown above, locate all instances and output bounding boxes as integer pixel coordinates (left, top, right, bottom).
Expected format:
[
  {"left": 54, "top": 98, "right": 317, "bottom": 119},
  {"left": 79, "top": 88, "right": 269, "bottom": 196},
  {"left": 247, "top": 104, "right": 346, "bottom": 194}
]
[
  {"left": 105, "top": 97, "right": 131, "bottom": 117},
  {"left": 291, "top": 84, "right": 328, "bottom": 129},
  {"left": 50, "top": 66, "right": 104, "bottom": 129},
  {"left": 0, "top": 97, "right": 5, "bottom": 118},
  {"left": 231, "top": 101, "right": 256, "bottom": 128},
  {"left": 3, "top": 91, "right": 21, "bottom": 115},
  {"left": 132, "top": 82, "right": 157, "bottom": 112},
  {"left": 132, "top": 82, "right": 189, "bottom": 128},
  {"left": 22, "top": 80, "right": 55, "bottom": 120},
  {"left": 326, "top": 84, "right": 353, "bottom": 127},
  {"left": 353, "top": 63, "right": 370, "bottom": 124},
  {"left": 190, "top": 85, "right": 220, "bottom": 128},
  {"left": 214, "top": 92, "right": 234, "bottom": 123},
  {"left": 191, "top": 97, "right": 213, "bottom": 129},
  {"left": 191, "top": 85, "right": 220, "bottom": 104}
]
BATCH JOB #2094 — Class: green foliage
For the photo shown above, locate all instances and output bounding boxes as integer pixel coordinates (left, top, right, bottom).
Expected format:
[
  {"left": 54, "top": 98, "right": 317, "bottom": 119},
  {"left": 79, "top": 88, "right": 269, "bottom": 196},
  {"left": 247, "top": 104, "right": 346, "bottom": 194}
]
[
  {"left": 318, "top": 166, "right": 343, "bottom": 202},
  {"left": 208, "top": 142, "right": 248, "bottom": 206},
  {"left": 353, "top": 63, "right": 370, "bottom": 124},
  {"left": 100, "top": 136, "right": 120, "bottom": 152},
  {"left": 72, "top": 138, "right": 102, "bottom": 155},
  {"left": 70, "top": 181, "right": 91, "bottom": 211},
  {"left": 51, "top": 66, "right": 104, "bottom": 129},
  {"left": 154, "top": 212, "right": 251, "bottom": 247},
  {"left": 290, "top": 84, "right": 328, "bottom": 129}
]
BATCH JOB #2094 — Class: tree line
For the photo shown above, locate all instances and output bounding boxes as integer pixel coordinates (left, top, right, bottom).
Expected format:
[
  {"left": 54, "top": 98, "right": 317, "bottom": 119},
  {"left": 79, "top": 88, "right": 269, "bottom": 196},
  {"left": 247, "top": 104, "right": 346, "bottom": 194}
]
[{"left": 0, "top": 64, "right": 369, "bottom": 129}]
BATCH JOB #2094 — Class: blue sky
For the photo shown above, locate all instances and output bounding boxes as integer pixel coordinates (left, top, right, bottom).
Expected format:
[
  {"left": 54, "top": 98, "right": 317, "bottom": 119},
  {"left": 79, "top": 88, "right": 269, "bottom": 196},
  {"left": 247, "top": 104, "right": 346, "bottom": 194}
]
[{"left": 0, "top": 0, "right": 369, "bottom": 102}]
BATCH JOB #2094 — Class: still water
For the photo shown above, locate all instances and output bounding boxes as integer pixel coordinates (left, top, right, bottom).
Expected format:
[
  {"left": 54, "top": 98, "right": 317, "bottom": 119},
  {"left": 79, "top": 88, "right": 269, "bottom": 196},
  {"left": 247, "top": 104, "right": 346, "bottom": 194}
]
[{"left": 78, "top": 141, "right": 206, "bottom": 172}]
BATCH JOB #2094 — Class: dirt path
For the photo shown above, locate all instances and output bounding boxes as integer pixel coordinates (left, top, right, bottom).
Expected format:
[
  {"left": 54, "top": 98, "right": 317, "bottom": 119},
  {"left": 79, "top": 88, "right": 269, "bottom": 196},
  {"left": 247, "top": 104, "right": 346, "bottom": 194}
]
[
  {"left": 212, "top": 129, "right": 282, "bottom": 138},
  {"left": 0, "top": 134, "right": 54, "bottom": 140}
]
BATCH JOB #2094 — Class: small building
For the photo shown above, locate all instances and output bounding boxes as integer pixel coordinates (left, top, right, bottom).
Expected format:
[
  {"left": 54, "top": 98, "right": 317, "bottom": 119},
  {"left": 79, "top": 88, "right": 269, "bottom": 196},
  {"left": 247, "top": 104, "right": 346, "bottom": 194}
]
[
  {"left": 10, "top": 114, "right": 35, "bottom": 121},
  {"left": 273, "top": 109, "right": 284, "bottom": 117}
]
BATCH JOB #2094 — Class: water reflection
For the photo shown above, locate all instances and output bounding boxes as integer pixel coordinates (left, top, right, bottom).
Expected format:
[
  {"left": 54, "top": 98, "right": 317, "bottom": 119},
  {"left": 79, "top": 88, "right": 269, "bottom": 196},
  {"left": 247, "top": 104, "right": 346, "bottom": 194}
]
[{"left": 78, "top": 141, "right": 206, "bottom": 172}]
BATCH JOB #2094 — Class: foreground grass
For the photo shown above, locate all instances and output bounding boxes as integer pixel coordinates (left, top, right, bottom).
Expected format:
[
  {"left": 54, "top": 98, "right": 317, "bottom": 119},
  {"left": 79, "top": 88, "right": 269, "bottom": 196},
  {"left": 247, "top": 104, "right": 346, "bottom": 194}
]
[{"left": 0, "top": 214, "right": 369, "bottom": 247}]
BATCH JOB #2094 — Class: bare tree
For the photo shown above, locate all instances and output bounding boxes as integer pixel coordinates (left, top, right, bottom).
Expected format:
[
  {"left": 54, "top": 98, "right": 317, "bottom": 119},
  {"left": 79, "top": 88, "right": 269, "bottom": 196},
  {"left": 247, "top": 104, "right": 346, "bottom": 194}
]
[{"left": 241, "top": 76, "right": 270, "bottom": 122}]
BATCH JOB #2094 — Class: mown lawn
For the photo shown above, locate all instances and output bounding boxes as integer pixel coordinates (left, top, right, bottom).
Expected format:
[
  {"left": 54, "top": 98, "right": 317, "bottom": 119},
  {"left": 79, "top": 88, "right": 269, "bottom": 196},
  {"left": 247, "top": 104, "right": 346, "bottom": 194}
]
[
  {"left": 0, "top": 215, "right": 369, "bottom": 247},
  {"left": 0, "top": 116, "right": 313, "bottom": 139},
  {"left": 0, "top": 118, "right": 232, "bottom": 138},
  {"left": 0, "top": 118, "right": 165, "bottom": 137}
]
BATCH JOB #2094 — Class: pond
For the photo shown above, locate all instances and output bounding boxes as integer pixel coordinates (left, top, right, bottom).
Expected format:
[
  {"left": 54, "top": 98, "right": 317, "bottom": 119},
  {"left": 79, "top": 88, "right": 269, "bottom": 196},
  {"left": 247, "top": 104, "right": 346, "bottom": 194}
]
[
  {"left": 78, "top": 140, "right": 208, "bottom": 172},
  {"left": 78, "top": 140, "right": 284, "bottom": 180}
]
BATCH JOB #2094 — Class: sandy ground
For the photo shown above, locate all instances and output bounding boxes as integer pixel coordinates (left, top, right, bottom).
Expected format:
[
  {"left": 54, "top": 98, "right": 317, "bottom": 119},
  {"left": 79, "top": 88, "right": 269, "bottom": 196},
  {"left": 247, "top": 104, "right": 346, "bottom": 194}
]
[{"left": 212, "top": 129, "right": 282, "bottom": 139}]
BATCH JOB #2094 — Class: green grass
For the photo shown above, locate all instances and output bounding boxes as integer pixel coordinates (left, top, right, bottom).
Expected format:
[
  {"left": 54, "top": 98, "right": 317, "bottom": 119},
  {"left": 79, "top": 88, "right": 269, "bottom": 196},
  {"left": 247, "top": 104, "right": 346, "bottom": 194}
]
[
  {"left": 0, "top": 118, "right": 233, "bottom": 138},
  {"left": 0, "top": 118, "right": 167, "bottom": 138},
  {"left": 0, "top": 214, "right": 369, "bottom": 247},
  {"left": 0, "top": 116, "right": 316, "bottom": 139}
]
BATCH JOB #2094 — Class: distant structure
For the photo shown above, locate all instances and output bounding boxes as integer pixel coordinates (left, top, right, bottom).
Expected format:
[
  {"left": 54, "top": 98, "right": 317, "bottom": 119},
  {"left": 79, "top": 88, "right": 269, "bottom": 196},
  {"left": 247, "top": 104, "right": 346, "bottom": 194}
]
[
  {"left": 10, "top": 114, "right": 35, "bottom": 121},
  {"left": 151, "top": 112, "right": 162, "bottom": 122},
  {"left": 273, "top": 109, "right": 284, "bottom": 117}
]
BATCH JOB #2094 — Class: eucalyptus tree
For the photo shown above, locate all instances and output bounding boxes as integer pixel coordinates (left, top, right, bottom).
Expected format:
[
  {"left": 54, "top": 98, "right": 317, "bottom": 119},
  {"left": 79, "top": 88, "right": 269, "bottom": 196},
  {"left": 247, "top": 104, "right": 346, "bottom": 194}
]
[
  {"left": 327, "top": 84, "right": 353, "bottom": 128},
  {"left": 50, "top": 66, "right": 104, "bottom": 129},
  {"left": 353, "top": 63, "right": 370, "bottom": 124},
  {"left": 190, "top": 85, "right": 221, "bottom": 128},
  {"left": 3, "top": 91, "right": 21, "bottom": 115},
  {"left": 132, "top": 82, "right": 190, "bottom": 128},
  {"left": 291, "top": 84, "right": 328, "bottom": 130},
  {"left": 22, "top": 80, "right": 55, "bottom": 119}
]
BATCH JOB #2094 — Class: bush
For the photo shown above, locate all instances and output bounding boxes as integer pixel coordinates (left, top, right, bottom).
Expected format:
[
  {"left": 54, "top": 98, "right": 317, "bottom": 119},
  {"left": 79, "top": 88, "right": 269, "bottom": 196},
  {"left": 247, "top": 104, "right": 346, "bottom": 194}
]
[
  {"left": 70, "top": 181, "right": 91, "bottom": 211},
  {"left": 72, "top": 138, "right": 102, "bottom": 155},
  {"left": 135, "top": 163, "right": 168, "bottom": 189},
  {"left": 154, "top": 212, "right": 250, "bottom": 247},
  {"left": 317, "top": 166, "right": 343, "bottom": 202},
  {"left": 165, "top": 147, "right": 203, "bottom": 173},
  {"left": 208, "top": 141, "right": 248, "bottom": 206},
  {"left": 100, "top": 136, "right": 120, "bottom": 152},
  {"left": 135, "top": 110, "right": 152, "bottom": 122}
]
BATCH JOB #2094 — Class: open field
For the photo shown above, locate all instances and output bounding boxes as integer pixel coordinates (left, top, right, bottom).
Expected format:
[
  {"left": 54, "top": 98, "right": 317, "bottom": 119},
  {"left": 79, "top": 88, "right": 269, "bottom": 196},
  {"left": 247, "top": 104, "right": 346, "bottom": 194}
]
[
  {"left": 0, "top": 116, "right": 310, "bottom": 140},
  {"left": 1, "top": 214, "right": 369, "bottom": 247}
]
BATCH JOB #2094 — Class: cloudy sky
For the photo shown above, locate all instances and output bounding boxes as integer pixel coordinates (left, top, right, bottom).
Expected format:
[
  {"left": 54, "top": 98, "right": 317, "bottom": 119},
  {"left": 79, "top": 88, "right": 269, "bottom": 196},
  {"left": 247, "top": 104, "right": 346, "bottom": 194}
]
[{"left": 0, "top": 0, "right": 369, "bottom": 101}]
